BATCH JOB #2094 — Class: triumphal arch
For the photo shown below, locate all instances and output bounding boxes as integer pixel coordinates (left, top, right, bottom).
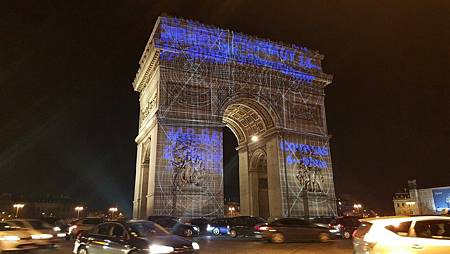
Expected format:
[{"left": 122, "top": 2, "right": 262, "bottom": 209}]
[{"left": 132, "top": 16, "right": 336, "bottom": 219}]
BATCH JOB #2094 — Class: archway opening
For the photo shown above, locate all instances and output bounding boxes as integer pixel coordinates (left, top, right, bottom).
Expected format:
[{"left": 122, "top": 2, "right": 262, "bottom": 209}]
[
  {"left": 223, "top": 127, "right": 239, "bottom": 205},
  {"left": 221, "top": 100, "right": 275, "bottom": 218}
]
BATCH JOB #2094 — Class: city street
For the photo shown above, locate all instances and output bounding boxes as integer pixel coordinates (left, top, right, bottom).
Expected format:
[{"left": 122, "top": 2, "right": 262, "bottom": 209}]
[{"left": 40, "top": 236, "right": 353, "bottom": 254}]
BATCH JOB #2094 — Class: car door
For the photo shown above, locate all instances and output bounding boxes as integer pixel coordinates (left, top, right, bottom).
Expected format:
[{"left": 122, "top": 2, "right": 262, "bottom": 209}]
[
  {"left": 407, "top": 219, "right": 450, "bottom": 254},
  {"left": 288, "top": 219, "right": 314, "bottom": 241},
  {"left": 86, "top": 223, "right": 112, "bottom": 254},
  {"left": 103, "top": 223, "right": 131, "bottom": 254}
]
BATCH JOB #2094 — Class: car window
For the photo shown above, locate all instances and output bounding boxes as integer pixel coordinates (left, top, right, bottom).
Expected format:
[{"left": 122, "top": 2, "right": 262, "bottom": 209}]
[
  {"left": 414, "top": 220, "right": 450, "bottom": 239},
  {"left": 9, "top": 221, "right": 25, "bottom": 228},
  {"left": 0, "top": 222, "right": 17, "bottom": 231},
  {"left": 385, "top": 221, "right": 412, "bottom": 236},
  {"left": 157, "top": 219, "right": 176, "bottom": 228},
  {"left": 97, "top": 223, "right": 112, "bottom": 235},
  {"left": 110, "top": 224, "right": 126, "bottom": 238},
  {"left": 28, "top": 220, "right": 52, "bottom": 229},
  {"left": 128, "top": 221, "right": 168, "bottom": 237}
]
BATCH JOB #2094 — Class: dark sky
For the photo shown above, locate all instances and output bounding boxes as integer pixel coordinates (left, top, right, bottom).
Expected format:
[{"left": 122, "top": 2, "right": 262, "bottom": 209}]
[{"left": 1, "top": 1, "right": 449, "bottom": 216}]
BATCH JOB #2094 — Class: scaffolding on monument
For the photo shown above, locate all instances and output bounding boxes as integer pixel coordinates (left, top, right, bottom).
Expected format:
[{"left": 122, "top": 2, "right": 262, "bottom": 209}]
[{"left": 134, "top": 16, "right": 337, "bottom": 218}]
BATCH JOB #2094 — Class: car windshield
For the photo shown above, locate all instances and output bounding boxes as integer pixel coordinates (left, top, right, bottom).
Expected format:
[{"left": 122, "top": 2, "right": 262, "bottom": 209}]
[
  {"left": 28, "top": 220, "right": 52, "bottom": 229},
  {"left": 128, "top": 221, "right": 168, "bottom": 237}
]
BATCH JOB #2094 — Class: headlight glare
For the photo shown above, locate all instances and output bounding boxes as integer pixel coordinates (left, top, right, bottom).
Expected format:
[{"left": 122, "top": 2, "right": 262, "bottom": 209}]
[
  {"left": 192, "top": 242, "right": 200, "bottom": 250},
  {"left": 149, "top": 244, "right": 174, "bottom": 253},
  {"left": 0, "top": 235, "right": 20, "bottom": 241},
  {"left": 31, "top": 234, "right": 53, "bottom": 239}
]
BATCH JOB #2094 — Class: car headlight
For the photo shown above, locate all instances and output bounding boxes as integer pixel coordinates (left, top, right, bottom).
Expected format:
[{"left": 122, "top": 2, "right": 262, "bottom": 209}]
[
  {"left": 192, "top": 242, "right": 200, "bottom": 250},
  {"left": 31, "top": 234, "right": 53, "bottom": 239},
  {"left": 53, "top": 226, "right": 61, "bottom": 232},
  {"left": 193, "top": 226, "right": 200, "bottom": 232},
  {"left": 206, "top": 224, "right": 214, "bottom": 231},
  {"left": 57, "top": 233, "right": 67, "bottom": 238},
  {"left": 149, "top": 244, "right": 174, "bottom": 253},
  {"left": 0, "top": 235, "right": 20, "bottom": 241}
]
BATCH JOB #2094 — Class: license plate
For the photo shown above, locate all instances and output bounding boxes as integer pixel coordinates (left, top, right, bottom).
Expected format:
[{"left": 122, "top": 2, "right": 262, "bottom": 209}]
[{"left": 255, "top": 235, "right": 262, "bottom": 238}]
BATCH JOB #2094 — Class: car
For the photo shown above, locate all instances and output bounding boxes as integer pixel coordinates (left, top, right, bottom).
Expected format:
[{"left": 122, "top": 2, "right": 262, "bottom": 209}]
[
  {"left": 185, "top": 218, "right": 210, "bottom": 234},
  {"left": 0, "top": 222, "right": 38, "bottom": 252},
  {"left": 258, "top": 217, "right": 331, "bottom": 243},
  {"left": 329, "top": 216, "right": 361, "bottom": 239},
  {"left": 207, "top": 218, "right": 231, "bottom": 236},
  {"left": 148, "top": 216, "right": 199, "bottom": 237},
  {"left": 7, "top": 219, "right": 66, "bottom": 246},
  {"left": 353, "top": 215, "right": 450, "bottom": 254},
  {"left": 310, "top": 217, "right": 334, "bottom": 228},
  {"left": 68, "top": 217, "right": 104, "bottom": 239},
  {"left": 227, "top": 216, "right": 267, "bottom": 238},
  {"left": 73, "top": 220, "right": 200, "bottom": 254}
]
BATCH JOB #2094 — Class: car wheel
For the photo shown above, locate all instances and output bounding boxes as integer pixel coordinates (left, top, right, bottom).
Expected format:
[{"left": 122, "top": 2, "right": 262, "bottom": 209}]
[
  {"left": 212, "top": 227, "right": 220, "bottom": 236},
  {"left": 184, "top": 229, "right": 193, "bottom": 237},
  {"left": 229, "top": 229, "right": 237, "bottom": 238},
  {"left": 318, "top": 232, "right": 330, "bottom": 242},
  {"left": 343, "top": 231, "right": 352, "bottom": 239},
  {"left": 77, "top": 246, "right": 88, "bottom": 254},
  {"left": 271, "top": 233, "right": 285, "bottom": 243}
]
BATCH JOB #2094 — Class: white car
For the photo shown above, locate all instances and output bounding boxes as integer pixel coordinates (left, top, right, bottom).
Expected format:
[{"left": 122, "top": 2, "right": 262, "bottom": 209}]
[
  {"left": 0, "top": 222, "right": 37, "bottom": 252},
  {"left": 353, "top": 215, "right": 450, "bottom": 254},
  {"left": 7, "top": 219, "right": 66, "bottom": 246}
]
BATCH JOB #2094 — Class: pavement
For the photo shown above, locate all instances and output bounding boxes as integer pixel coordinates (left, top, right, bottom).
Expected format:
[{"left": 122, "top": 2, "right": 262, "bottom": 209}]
[{"left": 30, "top": 235, "right": 353, "bottom": 254}]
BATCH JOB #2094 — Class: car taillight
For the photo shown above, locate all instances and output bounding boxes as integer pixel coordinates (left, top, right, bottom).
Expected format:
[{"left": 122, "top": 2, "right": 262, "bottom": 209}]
[{"left": 258, "top": 226, "right": 271, "bottom": 231}]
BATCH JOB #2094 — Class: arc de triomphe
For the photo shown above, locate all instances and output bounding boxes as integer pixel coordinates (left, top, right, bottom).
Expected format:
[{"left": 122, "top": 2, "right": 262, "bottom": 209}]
[{"left": 132, "top": 16, "right": 336, "bottom": 219}]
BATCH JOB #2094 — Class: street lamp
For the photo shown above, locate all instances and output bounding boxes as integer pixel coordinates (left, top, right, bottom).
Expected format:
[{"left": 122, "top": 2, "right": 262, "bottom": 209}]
[
  {"left": 228, "top": 206, "right": 235, "bottom": 217},
  {"left": 13, "top": 204, "right": 25, "bottom": 218},
  {"left": 75, "top": 206, "right": 84, "bottom": 218},
  {"left": 353, "top": 204, "right": 362, "bottom": 214},
  {"left": 109, "top": 207, "right": 118, "bottom": 218}
]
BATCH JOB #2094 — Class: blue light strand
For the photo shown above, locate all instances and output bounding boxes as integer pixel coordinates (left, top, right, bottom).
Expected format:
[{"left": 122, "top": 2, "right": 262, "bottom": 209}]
[{"left": 156, "top": 17, "right": 318, "bottom": 83}]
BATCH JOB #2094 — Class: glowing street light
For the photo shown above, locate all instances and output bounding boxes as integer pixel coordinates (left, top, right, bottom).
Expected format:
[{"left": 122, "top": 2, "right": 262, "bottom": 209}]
[
  {"left": 75, "top": 206, "right": 84, "bottom": 218},
  {"left": 13, "top": 204, "right": 25, "bottom": 218},
  {"left": 109, "top": 207, "right": 118, "bottom": 218}
]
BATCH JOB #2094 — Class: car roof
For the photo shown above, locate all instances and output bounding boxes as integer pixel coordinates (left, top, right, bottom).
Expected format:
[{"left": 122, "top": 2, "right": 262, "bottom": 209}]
[{"left": 361, "top": 215, "right": 450, "bottom": 225}]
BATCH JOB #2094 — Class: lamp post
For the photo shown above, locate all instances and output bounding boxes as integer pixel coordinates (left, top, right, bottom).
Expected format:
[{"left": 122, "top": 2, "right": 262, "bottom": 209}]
[
  {"left": 228, "top": 206, "right": 235, "bottom": 217},
  {"left": 75, "top": 206, "right": 84, "bottom": 218},
  {"left": 13, "top": 204, "right": 25, "bottom": 218},
  {"left": 353, "top": 204, "right": 362, "bottom": 214},
  {"left": 109, "top": 207, "right": 118, "bottom": 218}
]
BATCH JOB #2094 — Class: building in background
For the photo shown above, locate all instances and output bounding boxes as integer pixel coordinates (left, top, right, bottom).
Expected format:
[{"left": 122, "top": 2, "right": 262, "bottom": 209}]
[
  {"left": 393, "top": 180, "right": 450, "bottom": 215},
  {"left": 0, "top": 193, "right": 77, "bottom": 219}
]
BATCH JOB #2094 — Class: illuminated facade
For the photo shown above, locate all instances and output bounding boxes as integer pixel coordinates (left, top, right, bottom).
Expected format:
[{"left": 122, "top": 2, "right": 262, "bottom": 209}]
[
  {"left": 132, "top": 16, "right": 336, "bottom": 219},
  {"left": 394, "top": 180, "right": 450, "bottom": 215}
]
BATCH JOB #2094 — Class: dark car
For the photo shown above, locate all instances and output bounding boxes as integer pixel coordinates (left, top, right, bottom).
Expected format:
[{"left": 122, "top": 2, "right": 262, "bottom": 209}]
[
  {"left": 228, "top": 216, "right": 267, "bottom": 238},
  {"left": 328, "top": 216, "right": 361, "bottom": 239},
  {"left": 69, "top": 218, "right": 105, "bottom": 239},
  {"left": 258, "top": 218, "right": 330, "bottom": 243},
  {"left": 74, "top": 220, "right": 199, "bottom": 254},
  {"left": 207, "top": 218, "right": 231, "bottom": 236},
  {"left": 148, "top": 216, "right": 199, "bottom": 237},
  {"left": 186, "top": 218, "right": 210, "bottom": 234},
  {"left": 310, "top": 217, "right": 334, "bottom": 228}
]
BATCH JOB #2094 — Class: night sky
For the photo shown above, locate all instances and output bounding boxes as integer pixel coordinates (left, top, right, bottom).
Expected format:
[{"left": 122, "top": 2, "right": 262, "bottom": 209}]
[{"left": 1, "top": 1, "right": 449, "bottom": 216}]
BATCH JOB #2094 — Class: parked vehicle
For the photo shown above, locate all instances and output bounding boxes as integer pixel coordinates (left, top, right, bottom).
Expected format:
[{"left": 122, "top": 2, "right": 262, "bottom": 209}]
[
  {"left": 68, "top": 217, "right": 104, "bottom": 239},
  {"left": 7, "top": 219, "right": 66, "bottom": 247},
  {"left": 228, "top": 216, "right": 266, "bottom": 238},
  {"left": 148, "top": 216, "right": 200, "bottom": 237},
  {"left": 329, "top": 216, "right": 361, "bottom": 239},
  {"left": 207, "top": 218, "right": 231, "bottom": 236},
  {"left": 0, "top": 222, "right": 38, "bottom": 252},
  {"left": 353, "top": 215, "right": 450, "bottom": 254},
  {"left": 186, "top": 218, "right": 210, "bottom": 234},
  {"left": 258, "top": 218, "right": 330, "bottom": 243},
  {"left": 73, "top": 220, "right": 200, "bottom": 254}
]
